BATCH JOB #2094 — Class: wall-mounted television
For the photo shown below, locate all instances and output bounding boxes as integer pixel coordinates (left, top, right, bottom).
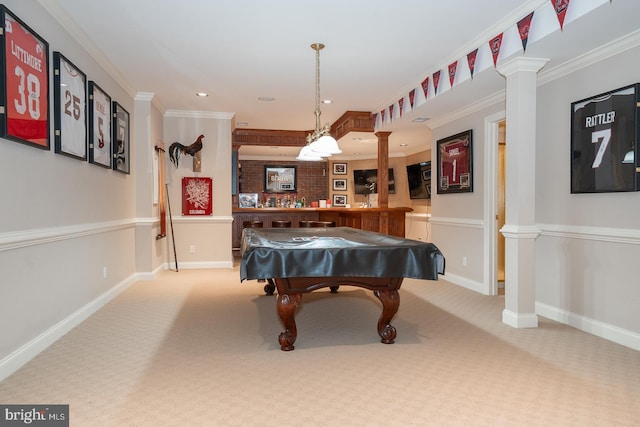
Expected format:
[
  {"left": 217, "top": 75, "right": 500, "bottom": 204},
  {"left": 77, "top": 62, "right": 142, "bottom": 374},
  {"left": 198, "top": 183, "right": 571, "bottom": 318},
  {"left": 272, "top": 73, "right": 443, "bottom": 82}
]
[
  {"left": 353, "top": 168, "right": 395, "bottom": 194},
  {"left": 406, "top": 161, "right": 431, "bottom": 199}
]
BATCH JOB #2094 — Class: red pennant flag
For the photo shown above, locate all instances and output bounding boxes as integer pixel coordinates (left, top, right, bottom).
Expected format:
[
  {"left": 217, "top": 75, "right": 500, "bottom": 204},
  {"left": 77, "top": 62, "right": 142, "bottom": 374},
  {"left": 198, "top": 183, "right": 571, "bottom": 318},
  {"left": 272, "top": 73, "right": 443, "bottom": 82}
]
[
  {"left": 467, "top": 49, "right": 478, "bottom": 79},
  {"left": 517, "top": 12, "right": 535, "bottom": 52},
  {"left": 421, "top": 76, "right": 429, "bottom": 99},
  {"left": 371, "top": 112, "right": 378, "bottom": 127},
  {"left": 448, "top": 61, "right": 458, "bottom": 88},
  {"left": 380, "top": 109, "right": 386, "bottom": 123},
  {"left": 432, "top": 70, "right": 441, "bottom": 95},
  {"left": 409, "top": 89, "right": 416, "bottom": 108},
  {"left": 489, "top": 33, "right": 504, "bottom": 67},
  {"left": 398, "top": 98, "right": 404, "bottom": 116},
  {"left": 551, "top": 0, "right": 571, "bottom": 30},
  {"left": 388, "top": 105, "right": 394, "bottom": 121}
]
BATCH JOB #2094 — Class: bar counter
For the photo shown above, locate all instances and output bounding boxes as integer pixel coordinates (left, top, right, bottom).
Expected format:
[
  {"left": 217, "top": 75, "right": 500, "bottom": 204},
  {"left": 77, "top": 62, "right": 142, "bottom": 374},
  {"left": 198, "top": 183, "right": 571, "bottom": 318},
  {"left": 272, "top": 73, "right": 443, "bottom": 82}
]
[{"left": 232, "top": 207, "right": 412, "bottom": 252}]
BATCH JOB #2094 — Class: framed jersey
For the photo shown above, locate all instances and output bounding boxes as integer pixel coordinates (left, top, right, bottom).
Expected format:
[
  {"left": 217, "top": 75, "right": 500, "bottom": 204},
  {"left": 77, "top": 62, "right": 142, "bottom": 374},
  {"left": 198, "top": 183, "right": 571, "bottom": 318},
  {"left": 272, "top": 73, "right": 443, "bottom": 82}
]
[
  {"left": 53, "top": 52, "right": 87, "bottom": 160},
  {"left": 88, "top": 81, "right": 112, "bottom": 168},
  {"left": 437, "top": 129, "right": 473, "bottom": 194},
  {"left": 0, "top": 6, "right": 50, "bottom": 149},
  {"left": 571, "top": 84, "right": 639, "bottom": 193}
]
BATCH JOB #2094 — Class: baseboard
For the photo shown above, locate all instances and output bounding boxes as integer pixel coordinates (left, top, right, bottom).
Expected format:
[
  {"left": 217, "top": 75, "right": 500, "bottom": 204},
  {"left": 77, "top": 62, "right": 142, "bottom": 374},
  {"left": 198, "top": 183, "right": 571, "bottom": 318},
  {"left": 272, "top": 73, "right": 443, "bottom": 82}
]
[
  {"left": 441, "top": 272, "right": 486, "bottom": 294},
  {"left": 536, "top": 302, "right": 640, "bottom": 351},
  {"left": 166, "top": 261, "right": 234, "bottom": 270},
  {"left": 0, "top": 273, "right": 139, "bottom": 382}
]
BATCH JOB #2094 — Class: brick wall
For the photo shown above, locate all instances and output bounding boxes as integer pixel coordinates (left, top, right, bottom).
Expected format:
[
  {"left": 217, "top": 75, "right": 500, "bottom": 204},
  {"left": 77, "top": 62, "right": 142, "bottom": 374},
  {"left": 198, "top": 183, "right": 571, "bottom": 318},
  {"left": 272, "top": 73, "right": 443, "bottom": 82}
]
[{"left": 239, "top": 160, "right": 329, "bottom": 206}]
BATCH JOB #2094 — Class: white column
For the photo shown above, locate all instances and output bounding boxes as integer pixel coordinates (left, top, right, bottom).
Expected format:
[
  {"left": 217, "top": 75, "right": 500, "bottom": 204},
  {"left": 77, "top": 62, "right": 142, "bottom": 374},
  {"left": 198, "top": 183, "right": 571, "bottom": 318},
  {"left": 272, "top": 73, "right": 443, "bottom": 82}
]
[{"left": 496, "top": 57, "right": 549, "bottom": 328}]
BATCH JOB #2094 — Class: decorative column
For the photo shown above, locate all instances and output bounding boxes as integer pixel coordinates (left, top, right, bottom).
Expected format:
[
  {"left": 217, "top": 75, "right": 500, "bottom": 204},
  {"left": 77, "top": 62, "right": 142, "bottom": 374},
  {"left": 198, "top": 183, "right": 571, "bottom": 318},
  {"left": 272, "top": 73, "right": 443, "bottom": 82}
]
[
  {"left": 375, "top": 131, "right": 391, "bottom": 234},
  {"left": 496, "top": 57, "right": 548, "bottom": 328}
]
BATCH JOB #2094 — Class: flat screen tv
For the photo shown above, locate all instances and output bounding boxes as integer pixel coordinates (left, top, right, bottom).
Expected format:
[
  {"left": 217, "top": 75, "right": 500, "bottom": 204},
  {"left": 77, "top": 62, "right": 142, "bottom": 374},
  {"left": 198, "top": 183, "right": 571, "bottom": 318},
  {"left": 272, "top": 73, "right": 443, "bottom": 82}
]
[
  {"left": 406, "top": 161, "right": 431, "bottom": 199},
  {"left": 353, "top": 168, "right": 395, "bottom": 194}
]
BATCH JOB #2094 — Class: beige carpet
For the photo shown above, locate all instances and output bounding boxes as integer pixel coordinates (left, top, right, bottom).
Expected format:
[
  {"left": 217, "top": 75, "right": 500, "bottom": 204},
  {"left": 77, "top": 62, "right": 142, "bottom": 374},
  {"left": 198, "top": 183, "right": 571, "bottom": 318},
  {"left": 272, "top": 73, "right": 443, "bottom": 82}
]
[{"left": 1, "top": 266, "right": 639, "bottom": 426}]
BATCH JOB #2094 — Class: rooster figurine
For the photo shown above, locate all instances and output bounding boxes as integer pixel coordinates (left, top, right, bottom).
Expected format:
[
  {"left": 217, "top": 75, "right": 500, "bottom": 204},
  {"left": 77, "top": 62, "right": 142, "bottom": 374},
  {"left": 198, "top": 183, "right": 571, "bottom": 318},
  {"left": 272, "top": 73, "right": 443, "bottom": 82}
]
[{"left": 168, "top": 134, "right": 204, "bottom": 168}]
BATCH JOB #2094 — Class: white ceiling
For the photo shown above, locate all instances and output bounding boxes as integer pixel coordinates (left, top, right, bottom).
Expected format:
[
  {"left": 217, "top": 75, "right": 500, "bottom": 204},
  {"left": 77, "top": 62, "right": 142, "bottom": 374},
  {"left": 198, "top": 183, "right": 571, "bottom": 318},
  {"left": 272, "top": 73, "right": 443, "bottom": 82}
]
[{"left": 41, "top": 0, "right": 640, "bottom": 160}]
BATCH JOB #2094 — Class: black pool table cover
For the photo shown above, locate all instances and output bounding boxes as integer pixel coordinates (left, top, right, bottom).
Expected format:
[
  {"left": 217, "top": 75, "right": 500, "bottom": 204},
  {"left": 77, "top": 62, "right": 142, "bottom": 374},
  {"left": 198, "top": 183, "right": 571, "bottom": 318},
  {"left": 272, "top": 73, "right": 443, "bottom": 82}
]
[{"left": 240, "top": 227, "right": 445, "bottom": 281}]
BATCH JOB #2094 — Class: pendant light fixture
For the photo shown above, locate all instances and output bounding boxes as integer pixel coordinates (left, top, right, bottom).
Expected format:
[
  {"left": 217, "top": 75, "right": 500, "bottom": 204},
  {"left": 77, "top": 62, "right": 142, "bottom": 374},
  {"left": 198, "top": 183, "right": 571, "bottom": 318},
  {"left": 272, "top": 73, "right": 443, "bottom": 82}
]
[{"left": 297, "top": 43, "right": 341, "bottom": 161}]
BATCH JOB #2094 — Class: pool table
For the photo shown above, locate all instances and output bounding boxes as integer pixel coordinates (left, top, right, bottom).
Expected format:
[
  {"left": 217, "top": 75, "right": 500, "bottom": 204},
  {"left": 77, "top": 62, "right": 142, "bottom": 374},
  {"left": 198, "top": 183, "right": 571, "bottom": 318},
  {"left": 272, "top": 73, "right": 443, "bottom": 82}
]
[{"left": 240, "top": 227, "right": 445, "bottom": 351}]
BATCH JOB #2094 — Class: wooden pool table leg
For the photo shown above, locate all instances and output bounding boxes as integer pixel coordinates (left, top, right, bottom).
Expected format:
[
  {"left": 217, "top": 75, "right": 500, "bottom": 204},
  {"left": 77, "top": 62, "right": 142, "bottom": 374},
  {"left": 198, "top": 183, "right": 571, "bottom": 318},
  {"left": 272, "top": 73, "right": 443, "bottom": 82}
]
[
  {"left": 276, "top": 293, "right": 302, "bottom": 351},
  {"left": 374, "top": 289, "right": 400, "bottom": 344}
]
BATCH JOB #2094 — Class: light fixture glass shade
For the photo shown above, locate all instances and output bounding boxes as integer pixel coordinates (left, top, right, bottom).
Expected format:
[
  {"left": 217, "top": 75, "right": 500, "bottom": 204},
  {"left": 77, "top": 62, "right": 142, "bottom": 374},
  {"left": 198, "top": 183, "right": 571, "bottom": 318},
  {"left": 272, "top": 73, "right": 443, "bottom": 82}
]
[
  {"left": 310, "top": 135, "right": 342, "bottom": 155},
  {"left": 296, "top": 145, "right": 324, "bottom": 161},
  {"left": 622, "top": 150, "right": 634, "bottom": 164}
]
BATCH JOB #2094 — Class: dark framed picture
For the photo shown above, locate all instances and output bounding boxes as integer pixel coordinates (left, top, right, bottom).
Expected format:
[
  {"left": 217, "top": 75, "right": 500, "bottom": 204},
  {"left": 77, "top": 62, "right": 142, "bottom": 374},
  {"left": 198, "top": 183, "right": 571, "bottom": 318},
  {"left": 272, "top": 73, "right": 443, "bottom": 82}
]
[
  {"left": 437, "top": 129, "right": 473, "bottom": 194},
  {"left": 53, "top": 52, "right": 86, "bottom": 160},
  {"left": 571, "top": 83, "right": 639, "bottom": 193},
  {"left": 88, "top": 81, "right": 112, "bottom": 168},
  {"left": 264, "top": 165, "right": 297, "bottom": 192},
  {"left": 112, "top": 102, "right": 130, "bottom": 174},
  {"left": 0, "top": 6, "right": 50, "bottom": 149},
  {"left": 333, "top": 162, "right": 347, "bottom": 175},
  {"left": 332, "top": 178, "right": 347, "bottom": 191},
  {"left": 332, "top": 194, "right": 347, "bottom": 207}
]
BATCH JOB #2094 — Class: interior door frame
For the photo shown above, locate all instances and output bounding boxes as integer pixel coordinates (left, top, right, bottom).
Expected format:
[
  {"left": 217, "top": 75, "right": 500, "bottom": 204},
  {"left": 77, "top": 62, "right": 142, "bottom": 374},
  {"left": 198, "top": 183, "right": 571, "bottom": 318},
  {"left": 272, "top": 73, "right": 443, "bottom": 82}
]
[{"left": 483, "top": 111, "right": 505, "bottom": 296}]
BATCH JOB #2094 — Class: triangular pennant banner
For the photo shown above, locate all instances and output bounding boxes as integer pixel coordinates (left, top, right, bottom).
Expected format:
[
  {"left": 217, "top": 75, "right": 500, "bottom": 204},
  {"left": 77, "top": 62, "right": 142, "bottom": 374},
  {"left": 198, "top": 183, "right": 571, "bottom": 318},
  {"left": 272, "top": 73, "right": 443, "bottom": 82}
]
[
  {"left": 551, "top": 0, "right": 571, "bottom": 30},
  {"left": 380, "top": 109, "right": 386, "bottom": 123},
  {"left": 467, "top": 49, "right": 478, "bottom": 79},
  {"left": 388, "top": 105, "right": 394, "bottom": 122},
  {"left": 398, "top": 98, "right": 404, "bottom": 117},
  {"left": 517, "top": 12, "right": 535, "bottom": 52},
  {"left": 489, "top": 33, "right": 504, "bottom": 67},
  {"left": 409, "top": 89, "right": 416, "bottom": 108},
  {"left": 448, "top": 61, "right": 458, "bottom": 88},
  {"left": 432, "top": 70, "right": 441, "bottom": 95},
  {"left": 371, "top": 112, "right": 378, "bottom": 127},
  {"left": 421, "top": 76, "right": 429, "bottom": 99}
]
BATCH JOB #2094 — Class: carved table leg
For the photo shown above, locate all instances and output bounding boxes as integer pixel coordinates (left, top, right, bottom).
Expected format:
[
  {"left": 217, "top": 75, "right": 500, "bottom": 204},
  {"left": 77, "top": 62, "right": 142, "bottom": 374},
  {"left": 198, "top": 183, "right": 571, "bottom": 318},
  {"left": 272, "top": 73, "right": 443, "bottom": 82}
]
[
  {"left": 374, "top": 289, "right": 400, "bottom": 344},
  {"left": 277, "top": 293, "right": 302, "bottom": 351}
]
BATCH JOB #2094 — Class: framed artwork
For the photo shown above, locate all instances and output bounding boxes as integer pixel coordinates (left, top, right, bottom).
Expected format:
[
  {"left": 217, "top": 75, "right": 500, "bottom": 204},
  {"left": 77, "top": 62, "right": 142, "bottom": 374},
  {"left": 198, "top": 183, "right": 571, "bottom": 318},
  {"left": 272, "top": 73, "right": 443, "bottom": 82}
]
[
  {"left": 333, "top": 162, "right": 347, "bottom": 175},
  {"left": 332, "top": 178, "right": 347, "bottom": 191},
  {"left": 88, "top": 81, "right": 112, "bottom": 168},
  {"left": 437, "top": 129, "right": 473, "bottom": 194},
  {"left": 571, "top": 83, "right": 639, "bottom": 193},
  {"left": 0, "top": 6, "right": 50, "bottom": 149},
  {"left": 332, "top": 194, "right": 347, "bottom": 207},
  {"left": 53, "top": 52, "right": 86, "bottom": 160},
  {"left": 238, "top": 193, "right": 258, "bottom": 208},
  {"left": 182, "top": 177, "right": 212, "bottom": 215},
  {"left": 264, "top": 165, "right": 297, "bottom": 192},
  {"left": 112, "top": 102, "right": 130, "bottom": 174}
]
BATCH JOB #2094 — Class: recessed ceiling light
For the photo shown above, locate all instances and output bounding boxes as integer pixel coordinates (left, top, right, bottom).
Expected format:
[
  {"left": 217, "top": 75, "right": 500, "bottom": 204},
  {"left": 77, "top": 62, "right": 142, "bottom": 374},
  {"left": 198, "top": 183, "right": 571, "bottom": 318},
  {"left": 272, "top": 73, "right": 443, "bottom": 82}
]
[
  {"left": 322, "top": 99, "right": 333, "bottom": 104},
  {"left": 196, "top": 92, "right": 208, "bottom": 97},
  {"left": 412, "top": 117, "right": 430, "bottom": 122},
  {"left": 258, "top": 96, "right": 276, "bottom": 101},
  {"left": 400, "top": 143, "right": 408, "bottom": 147},
  {"left": 236, "top": 121, "right": 248, "bottom": 127}
]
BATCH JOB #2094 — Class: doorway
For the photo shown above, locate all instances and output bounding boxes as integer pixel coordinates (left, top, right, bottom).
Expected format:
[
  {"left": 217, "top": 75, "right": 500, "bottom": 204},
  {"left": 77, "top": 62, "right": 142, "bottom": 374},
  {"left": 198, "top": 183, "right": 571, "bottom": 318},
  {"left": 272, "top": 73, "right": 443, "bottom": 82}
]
[{"left": 497, "top": 121, "right": 506, "bottom": 293}]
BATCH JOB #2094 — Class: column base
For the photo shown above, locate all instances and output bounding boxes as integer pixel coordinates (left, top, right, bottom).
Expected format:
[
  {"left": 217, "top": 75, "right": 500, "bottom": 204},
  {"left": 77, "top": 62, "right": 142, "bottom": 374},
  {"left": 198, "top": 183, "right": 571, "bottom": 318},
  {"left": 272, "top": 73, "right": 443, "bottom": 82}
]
[{"left": 502, "top": 309, "right": 538, "bottom": 328}]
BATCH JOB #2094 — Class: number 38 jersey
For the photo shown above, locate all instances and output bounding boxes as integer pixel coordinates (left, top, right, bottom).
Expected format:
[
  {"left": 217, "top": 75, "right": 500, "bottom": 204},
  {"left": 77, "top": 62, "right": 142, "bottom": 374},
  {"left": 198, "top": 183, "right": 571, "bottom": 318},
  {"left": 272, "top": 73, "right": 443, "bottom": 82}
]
[
  {"left": 571, "top": 87, "right": 637, "bottom": 193},
  {"left": 4, "top": 14, "right": 49, "bottom": 145}
]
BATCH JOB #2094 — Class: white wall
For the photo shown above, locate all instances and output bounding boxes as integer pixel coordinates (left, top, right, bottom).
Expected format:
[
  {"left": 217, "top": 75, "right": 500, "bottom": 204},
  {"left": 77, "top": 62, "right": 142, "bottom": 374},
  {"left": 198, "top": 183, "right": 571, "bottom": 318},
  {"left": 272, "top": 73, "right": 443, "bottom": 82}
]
[
  {"left": 162, "top": 112, "right": 234, "bottom": 269},
  {"left": 0, "top": 0, "right": 138, "bottom": 377},
  {"left": 534, "top": 44, "right": 640, "bottom": 342}
]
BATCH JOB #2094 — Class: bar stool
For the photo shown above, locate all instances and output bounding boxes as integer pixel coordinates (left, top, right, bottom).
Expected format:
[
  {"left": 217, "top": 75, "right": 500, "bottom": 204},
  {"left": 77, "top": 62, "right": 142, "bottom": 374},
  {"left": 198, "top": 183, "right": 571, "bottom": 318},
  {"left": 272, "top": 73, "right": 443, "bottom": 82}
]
[
  {"left": 242, "top": 220, "right": 263, "bottom": 228},
  {"left": 271, "top": 220, "right": 292, "bottom": 228},
  {"left": 311, "top": 221, "right": 336, "bottom": 227},
  {"left": 298, "top": 220, "right": 316, "bottom": 227}
]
